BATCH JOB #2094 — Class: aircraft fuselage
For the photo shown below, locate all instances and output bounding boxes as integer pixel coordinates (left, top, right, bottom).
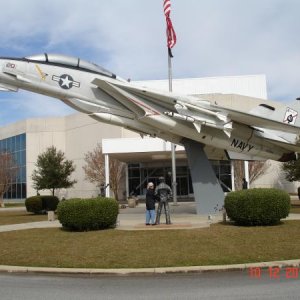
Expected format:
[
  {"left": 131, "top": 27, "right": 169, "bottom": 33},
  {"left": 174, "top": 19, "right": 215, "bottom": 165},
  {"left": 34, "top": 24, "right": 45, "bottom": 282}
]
[{"left": 0, "top": 54, "right": 298, "bottom": 162}]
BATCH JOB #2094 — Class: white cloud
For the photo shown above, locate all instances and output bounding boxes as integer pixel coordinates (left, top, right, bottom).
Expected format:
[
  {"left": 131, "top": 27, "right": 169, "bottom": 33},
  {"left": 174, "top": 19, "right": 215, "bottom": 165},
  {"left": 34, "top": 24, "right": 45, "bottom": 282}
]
[{"left": 0, "top": 0, "right": 300, "bottom": 125}]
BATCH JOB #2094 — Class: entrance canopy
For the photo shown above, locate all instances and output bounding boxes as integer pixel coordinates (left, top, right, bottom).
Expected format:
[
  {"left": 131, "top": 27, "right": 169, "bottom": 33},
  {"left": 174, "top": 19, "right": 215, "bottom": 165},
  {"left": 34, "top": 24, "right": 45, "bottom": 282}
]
[
  {"left": 102, "top": 137, "right": 186, "bottom": 163},
  {"left": 102, "top": 137, "right": 228, "bottom": 162}
]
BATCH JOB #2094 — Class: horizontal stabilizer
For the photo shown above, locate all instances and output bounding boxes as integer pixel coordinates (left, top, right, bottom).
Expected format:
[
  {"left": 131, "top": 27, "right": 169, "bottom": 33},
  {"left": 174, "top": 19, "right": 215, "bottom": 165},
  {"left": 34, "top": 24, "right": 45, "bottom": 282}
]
[
  {"left": 226, "top": 151, "right": 266, "bottom": 161},
  {"left": 254, "top": 127, "right": 299, "bottom": 145}
]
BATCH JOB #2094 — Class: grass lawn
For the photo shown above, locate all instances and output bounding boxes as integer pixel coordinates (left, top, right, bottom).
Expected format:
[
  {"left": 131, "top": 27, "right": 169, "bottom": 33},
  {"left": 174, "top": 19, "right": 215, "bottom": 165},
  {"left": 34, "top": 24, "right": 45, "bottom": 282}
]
[
  {"left": 0, "top": 211, "right": 47, "bottom": 225},
  {"left": 0, "top": 221, "right": 300, "bottom": 269},
  {"left": 2, "top": 203, "right": 25, "bottom": 208}
]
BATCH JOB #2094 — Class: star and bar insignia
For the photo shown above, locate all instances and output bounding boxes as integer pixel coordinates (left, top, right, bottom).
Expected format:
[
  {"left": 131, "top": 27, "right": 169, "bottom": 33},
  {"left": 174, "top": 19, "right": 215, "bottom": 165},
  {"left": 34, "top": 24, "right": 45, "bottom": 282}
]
[{"left": 52, "top": 74, "right": 80, "bottom": 89}]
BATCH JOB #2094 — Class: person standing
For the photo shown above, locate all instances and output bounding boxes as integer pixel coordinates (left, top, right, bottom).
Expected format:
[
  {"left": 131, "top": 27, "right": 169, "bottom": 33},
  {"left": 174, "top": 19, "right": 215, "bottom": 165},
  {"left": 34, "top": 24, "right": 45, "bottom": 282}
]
[
  {"left": 242, "top": 178, "right": 248, "bottom": 189},
  {"left": 155, "top": 177, "right": 172, "bottom": 225},
  {"left": 145, "top": 182, "right": 157, "bottom": 225}
]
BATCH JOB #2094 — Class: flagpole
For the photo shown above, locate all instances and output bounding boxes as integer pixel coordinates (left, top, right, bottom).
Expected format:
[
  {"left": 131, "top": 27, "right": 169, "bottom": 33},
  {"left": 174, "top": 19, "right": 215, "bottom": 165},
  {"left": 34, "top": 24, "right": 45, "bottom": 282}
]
[
  {"left": 164, "top": 0, "right": 177, "bottom": 205},
  {"left": 168, "top": 50, "right": 173, "bottom": 92},
  {"left": 168, "top": 50, "right": 178, "bottom": 205}
]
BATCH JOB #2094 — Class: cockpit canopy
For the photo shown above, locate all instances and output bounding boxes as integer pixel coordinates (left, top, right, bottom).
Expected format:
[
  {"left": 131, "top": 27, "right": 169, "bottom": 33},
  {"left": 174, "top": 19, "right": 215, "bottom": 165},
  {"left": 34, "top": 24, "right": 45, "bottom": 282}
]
[{"left": 25, "top": 53, "right": 116, "bottom": 78}]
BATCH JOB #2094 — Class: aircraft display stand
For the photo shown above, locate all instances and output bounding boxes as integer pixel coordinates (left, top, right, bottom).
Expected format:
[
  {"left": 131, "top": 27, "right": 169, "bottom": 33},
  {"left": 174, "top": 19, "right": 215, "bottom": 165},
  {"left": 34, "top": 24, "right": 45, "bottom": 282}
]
[{"left": 182, "top": 138, "right": 225, "bottom": 216}]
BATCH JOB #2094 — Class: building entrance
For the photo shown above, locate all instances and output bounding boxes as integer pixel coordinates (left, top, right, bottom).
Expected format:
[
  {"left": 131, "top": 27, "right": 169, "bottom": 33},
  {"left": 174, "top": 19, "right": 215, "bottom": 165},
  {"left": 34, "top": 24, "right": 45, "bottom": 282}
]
[{"left": 128, "top": 161, "right": 232, "bottom": 197}]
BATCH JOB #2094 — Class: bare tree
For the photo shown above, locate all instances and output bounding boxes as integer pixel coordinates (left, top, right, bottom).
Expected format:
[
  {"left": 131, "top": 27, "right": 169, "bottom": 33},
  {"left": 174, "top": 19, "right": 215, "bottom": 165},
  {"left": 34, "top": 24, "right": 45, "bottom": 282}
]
[
  {"left": 233, "top": 160, "right": 267, "bottom": 190},
  {"left": 249, "top": 161, "right": 268, "bottom": 183},
  {"left": 0, "top": 151, "right": 18, "bottom": 207},
  {"left": 109, "top": 157, "right": 126, "bottom": 201},
  {"left": 83, "top": 144, "right": 105, "bottom": 188},
  {"left": 83, "top": 144, "right": 125, "bottom": 201}
]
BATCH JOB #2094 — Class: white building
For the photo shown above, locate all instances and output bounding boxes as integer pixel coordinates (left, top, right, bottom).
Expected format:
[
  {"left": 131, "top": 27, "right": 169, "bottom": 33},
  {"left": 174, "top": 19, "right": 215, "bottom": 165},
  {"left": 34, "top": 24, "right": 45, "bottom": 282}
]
[{"left": 0, "top": 75, "right": 297, "bottom": 201}]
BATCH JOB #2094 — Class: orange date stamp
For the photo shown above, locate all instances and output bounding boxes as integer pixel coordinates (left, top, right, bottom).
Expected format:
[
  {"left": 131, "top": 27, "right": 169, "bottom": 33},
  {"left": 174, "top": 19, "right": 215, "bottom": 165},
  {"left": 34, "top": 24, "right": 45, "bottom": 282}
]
[{"left": 249, "top": 267, "right": 299, "bottom": 279}]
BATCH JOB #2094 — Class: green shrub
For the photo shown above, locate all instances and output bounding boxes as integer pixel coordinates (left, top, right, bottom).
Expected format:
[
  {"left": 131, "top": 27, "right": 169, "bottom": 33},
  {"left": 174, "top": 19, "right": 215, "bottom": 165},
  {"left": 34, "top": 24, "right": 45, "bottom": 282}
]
[
  {"left": 25, "top": 196, "right": 43, "bottom": 214},
  {"left": 25, "top": 195, "right": 60, "bottom": 214},
  {"left": 224, "top": 188, "right": 290, "bottom": 226},
  {"left": 40, "top": 195, "right": 59, "bottom": 211},
  {"left": 57, "top": 197, "right": 119, "bottom": 231}
]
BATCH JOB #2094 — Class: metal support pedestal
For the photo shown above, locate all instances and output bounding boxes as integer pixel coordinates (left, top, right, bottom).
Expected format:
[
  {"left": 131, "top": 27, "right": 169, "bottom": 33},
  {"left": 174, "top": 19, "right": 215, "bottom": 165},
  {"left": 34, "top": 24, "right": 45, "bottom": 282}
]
[{"left": 182, "top": 139, "right": 224, "bottom": 215}]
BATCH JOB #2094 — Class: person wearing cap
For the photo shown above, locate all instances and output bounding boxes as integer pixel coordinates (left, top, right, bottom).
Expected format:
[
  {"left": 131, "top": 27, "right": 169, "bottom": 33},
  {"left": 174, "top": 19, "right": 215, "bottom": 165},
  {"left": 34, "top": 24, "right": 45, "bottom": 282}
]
[
  {"left": 155, "top": 176, "right": 172, "bottom": 224},
  {"left": 145, "top": 182, "right": 157, "bottom": 225}
]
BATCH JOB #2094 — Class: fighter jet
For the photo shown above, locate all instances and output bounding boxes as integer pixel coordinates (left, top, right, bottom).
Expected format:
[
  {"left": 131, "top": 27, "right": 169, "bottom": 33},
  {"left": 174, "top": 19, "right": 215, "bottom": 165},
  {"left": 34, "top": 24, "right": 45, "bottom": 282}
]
[{"left": 0, "top": 53, "right": 299, "bottom": 213}]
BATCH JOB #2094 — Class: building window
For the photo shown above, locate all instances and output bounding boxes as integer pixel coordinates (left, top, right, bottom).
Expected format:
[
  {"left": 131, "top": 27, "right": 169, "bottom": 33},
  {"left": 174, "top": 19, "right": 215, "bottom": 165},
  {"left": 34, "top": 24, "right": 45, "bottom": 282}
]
[
  {"left": 128, "top": 160, "right": 232, "bottom": 196},
  {"left": 128, "top": 164, "right": 193, "bottom": 196},
  {"left": 211, "top": 160, "right": 232, "bottom": 192},
  {"left": 0, "top": 133, "right": 26, "bottom": 200}
]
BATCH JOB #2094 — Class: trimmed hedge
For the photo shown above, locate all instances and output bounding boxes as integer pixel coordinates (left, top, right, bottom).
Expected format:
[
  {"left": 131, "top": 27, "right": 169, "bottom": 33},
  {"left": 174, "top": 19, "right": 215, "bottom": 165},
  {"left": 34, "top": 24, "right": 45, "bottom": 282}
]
[
  {"left": 40, "top": 195, "right": 59, "bottom": 211},
  {"left": 25, "top": 196, "right": 43, "bottom": 214},
  {"left": 224, "top": 188, "right": 290, "bottom": 226},
  {"left": 25, "top": 195, "right": 59, "bottom": 214},
  {"left": 57, "top": 197, "right": 119, "bottom": 231}
]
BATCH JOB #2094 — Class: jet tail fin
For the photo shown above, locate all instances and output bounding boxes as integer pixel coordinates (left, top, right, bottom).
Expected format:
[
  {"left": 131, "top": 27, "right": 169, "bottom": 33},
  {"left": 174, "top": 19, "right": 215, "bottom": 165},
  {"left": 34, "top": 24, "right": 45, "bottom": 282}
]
[
  {"left": 249, "top": 99, "right": 300, "bottom": 133},
  {"left": 270, "top": 99, "right": 300, "bottom": 127}
]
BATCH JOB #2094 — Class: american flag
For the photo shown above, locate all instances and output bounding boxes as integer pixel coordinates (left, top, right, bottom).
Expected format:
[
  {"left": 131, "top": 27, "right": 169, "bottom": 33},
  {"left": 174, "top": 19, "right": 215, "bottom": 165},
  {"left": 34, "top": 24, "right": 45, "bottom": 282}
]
[{"left": 163, "top": 0, "right": 177, "bottom": 56}]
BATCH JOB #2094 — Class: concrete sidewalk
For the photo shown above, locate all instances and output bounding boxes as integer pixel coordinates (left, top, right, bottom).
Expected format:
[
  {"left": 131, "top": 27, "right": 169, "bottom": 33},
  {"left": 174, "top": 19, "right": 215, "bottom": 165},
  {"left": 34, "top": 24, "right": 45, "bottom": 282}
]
[
  {"left": 1, "top": 202, "right": 300, "bottom": 233},
  {"left": 0, "top": 203, "right": 223, "bottom": 232}
]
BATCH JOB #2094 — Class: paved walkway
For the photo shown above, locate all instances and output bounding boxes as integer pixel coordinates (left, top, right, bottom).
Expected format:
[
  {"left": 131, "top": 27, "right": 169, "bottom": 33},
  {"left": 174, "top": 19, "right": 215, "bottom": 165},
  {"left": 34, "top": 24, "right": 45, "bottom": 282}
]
[
  {"left": 0, "top": 203, "right": 224, "bottom": 232},
  {"left": 1, "top": 202, "right": 300, "bottom": 233}
]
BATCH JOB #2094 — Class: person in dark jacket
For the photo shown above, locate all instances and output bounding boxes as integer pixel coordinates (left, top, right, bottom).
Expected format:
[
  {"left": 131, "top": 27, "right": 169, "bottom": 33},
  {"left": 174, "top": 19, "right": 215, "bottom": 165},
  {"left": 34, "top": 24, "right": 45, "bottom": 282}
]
[
  {"left": 155, "top": 176, "right": 172, "bottom": 225},
  {"left": 242, "top": 178, "right": 248, "bottom": 189},
  {"left": 145, "top": 182, "right": 157, "bottom": 225}
]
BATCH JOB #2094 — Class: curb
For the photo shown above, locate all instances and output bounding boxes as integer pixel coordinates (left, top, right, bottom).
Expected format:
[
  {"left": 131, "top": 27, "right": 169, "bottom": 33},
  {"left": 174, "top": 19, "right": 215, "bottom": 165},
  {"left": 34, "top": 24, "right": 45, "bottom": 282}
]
[{"left": 1, "top": 260, "right": 300, "bottom": 276}]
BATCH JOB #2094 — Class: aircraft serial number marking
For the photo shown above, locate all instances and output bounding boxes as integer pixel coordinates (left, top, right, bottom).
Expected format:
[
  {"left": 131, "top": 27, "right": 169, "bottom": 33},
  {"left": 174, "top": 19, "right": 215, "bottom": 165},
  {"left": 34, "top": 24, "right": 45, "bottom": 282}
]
[
  {"left": 6, "top": 63, "right": 15, "bottom": 69},
  {"left": 231, "top": 138, "right": 254, "bottom": 152}
]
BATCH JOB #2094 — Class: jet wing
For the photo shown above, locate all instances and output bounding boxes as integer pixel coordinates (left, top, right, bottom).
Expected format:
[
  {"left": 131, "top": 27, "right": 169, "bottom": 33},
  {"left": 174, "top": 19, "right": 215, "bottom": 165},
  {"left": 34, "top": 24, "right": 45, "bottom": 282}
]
[
  {"left": 208, "top": 94, "right": 300, "bottom": 135},
  {"left": 92, "top": 78, "right": 300, "bottom": 150},
  {"left": 92, "top": 78, "right": 171, "bottom": 117},
  {"left": 203, "top": 146, "right": 229, "bottom": 160},
  {"left": 92, "top": 78, "right": 178, "bottom": 111},
  {"left": 94, "top": 80, "right": 298, "bottom": 132},
  {"left": 92, "top": 78, "right": 233, "bottom": 135}
]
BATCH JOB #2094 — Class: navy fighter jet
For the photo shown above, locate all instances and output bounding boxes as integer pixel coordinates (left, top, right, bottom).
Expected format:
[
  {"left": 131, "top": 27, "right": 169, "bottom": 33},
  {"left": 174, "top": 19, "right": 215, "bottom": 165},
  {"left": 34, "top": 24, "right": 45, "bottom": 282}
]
[{"left": 0, "top": 53, "right": 299, "bottom": 213}]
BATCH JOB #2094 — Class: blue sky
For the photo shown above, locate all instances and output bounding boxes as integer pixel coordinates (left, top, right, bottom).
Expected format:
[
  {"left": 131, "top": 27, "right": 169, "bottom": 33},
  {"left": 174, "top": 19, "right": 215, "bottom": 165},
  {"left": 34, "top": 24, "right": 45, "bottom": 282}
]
[{"left": 0, "top": 0, "right": 300, "bottom": 126}]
